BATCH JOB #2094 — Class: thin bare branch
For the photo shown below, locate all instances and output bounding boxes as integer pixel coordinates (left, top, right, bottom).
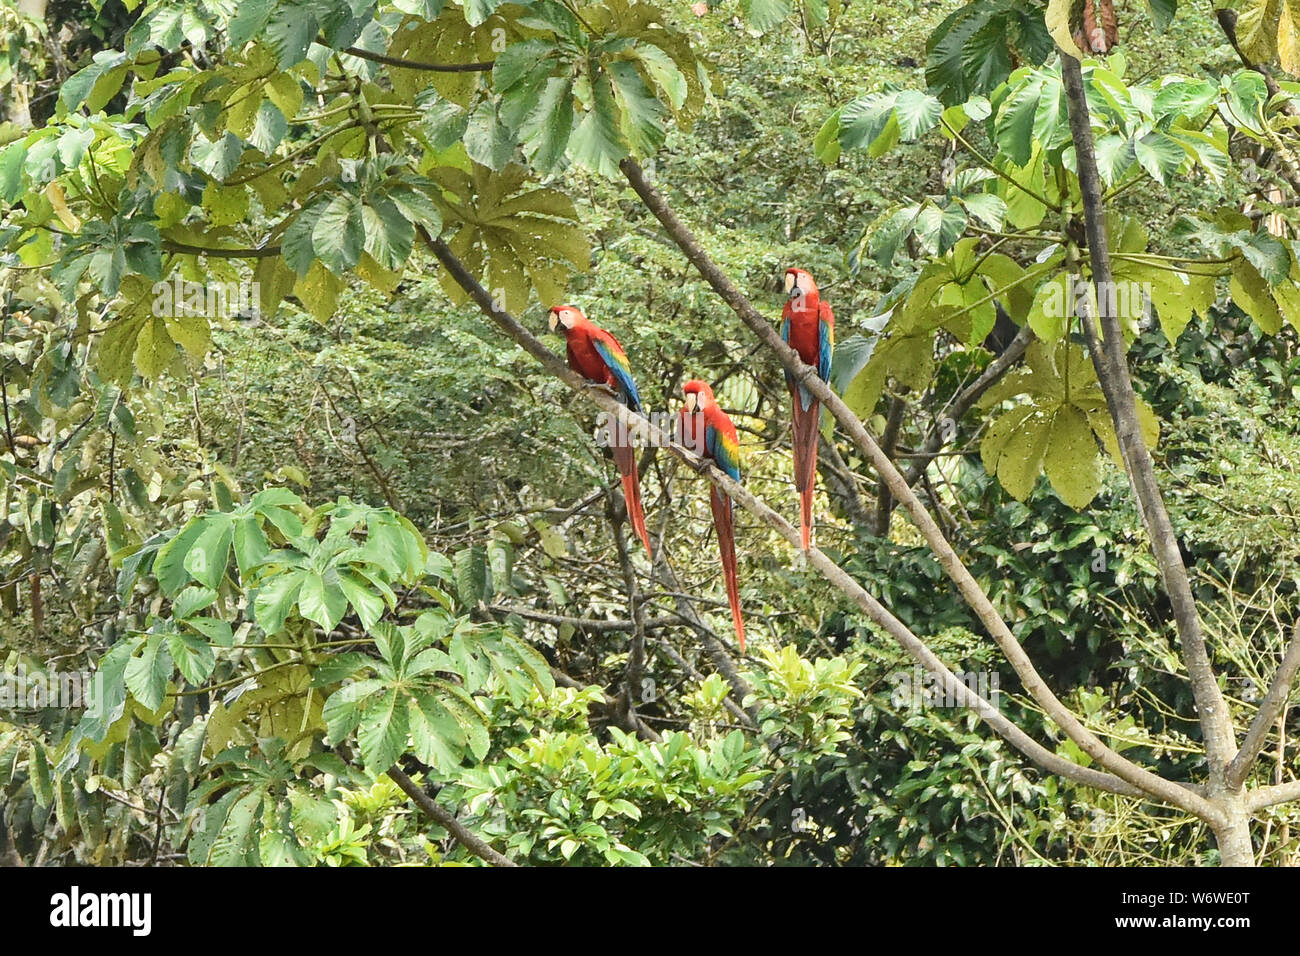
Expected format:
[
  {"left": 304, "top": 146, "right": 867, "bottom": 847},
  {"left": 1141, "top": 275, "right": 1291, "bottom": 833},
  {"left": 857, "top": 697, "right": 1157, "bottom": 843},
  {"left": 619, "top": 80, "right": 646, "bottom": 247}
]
[
  {"left": 1248, "top": 780, "right": 1300, "bottom": 813},
  {"left": 487, "top": 605, "right": 678, "bottom": 632},
  {"left": 343, "top": 46, "right": 494, "bottom": 73}
]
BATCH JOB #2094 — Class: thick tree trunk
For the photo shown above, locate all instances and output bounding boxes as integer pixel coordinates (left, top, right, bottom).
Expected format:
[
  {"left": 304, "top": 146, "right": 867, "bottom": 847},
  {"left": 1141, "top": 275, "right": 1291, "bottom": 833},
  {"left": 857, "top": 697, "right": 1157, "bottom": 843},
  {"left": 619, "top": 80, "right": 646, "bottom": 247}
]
[{"left": 1214, "top": 797, "right": 1255, "bottom": 867}]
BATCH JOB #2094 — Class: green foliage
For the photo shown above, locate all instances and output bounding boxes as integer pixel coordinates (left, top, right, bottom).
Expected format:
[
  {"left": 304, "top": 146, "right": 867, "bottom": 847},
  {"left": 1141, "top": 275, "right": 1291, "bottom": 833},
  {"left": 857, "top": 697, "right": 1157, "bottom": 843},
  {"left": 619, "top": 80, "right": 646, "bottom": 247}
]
[
  {"left": 455, "top": 718, "right": 764, "bottom": 864},
  {"left": 41, "top": 489, "right": 554, "bottom": 864},
  {"left": 751, "top": 644, "right": 863, "bottom": 762},
  {"left": 1233, "top": 0, "right": 1300, "bottom": 76},
  {"left": 5, "top": 0, "right": 1300, "bottom": 870},
  {"left": 925, "top": 0, "right": 1054, "bottom": 106},
  {"left": 825, "top": 52, "right": 1300, "bottom": 512},
  {"left": 431, "top": 163, "right": 588, "bottom": 312}
]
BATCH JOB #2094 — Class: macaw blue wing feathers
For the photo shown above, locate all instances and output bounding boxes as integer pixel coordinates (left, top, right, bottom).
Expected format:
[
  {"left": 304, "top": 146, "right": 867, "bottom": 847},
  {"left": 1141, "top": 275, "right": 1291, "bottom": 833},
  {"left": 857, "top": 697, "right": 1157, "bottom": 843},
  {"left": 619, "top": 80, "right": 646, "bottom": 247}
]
[
  {"left": 706, "top": 424, "right": 741, "bottom": 483},
  {"left": 593, "top": 337, "right": 643, "bottom": 413},
  {"left": 818, "top": 311, "right": 833, "bottom": 384}
]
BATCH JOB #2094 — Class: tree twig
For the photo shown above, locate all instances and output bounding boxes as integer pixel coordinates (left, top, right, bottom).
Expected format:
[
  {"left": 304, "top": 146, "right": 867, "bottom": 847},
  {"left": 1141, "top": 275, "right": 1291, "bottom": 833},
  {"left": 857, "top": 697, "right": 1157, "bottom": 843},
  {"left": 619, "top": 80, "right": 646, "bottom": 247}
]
[
  {"left": 871, "top": 393, "right": 907, "bottom": 536},
  {"left": 343, "top": 46, "right": 494, "bottom": 73},
  {"left": 487, "top": 605, "right": 678, "bottom": 632},
  {"left": 386, "top": 765, "right": 516, "bottom": 867},
  {"left": 901, "top": 322, "right": 1035, "bottom": 487}
]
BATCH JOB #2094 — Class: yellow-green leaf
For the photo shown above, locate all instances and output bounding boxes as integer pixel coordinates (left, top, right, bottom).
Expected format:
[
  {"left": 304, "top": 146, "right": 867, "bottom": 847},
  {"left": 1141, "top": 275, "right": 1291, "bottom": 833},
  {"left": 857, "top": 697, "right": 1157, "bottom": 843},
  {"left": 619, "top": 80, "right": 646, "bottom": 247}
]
[
  {"left": 293, "top": 260, "right": 344, "bottom": 323},
  {"left": 1046, "top": 0, "right": 1086, "bottom": 58},
  {"left": 134, "top": 316, "right": 176, "bottom": 379},
  {"left": 1045, "top": 404, "right": 1102, "bottom": 508}
]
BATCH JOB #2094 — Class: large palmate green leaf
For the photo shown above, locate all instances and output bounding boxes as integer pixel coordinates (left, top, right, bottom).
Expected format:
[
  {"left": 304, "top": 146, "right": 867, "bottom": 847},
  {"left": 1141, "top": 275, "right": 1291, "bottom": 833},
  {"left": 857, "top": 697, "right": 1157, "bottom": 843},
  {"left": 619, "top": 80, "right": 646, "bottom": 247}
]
[
  {"left": 281, "top": 160, "right": 442, "bottom": 279},
  {"left": 822, "top": 88, "right": 943, "bottom": 159},
  {"left": 319, "top": 611, "right": 552, "bottom": 772},
  {"left": 1234, "top": 0, "right": 1300, "bottom": 75},
  {"left": 384, "top": 7, "right": 507, "bottom": 105},
  {"left": 977, "top": 340, "right": 1158, "bottom": 508},
  {"left": 432, "top": 163, "right": 589, "bottom": 311},
  {"left": 924, "top": 0, "right": 1053, "bottom": 106},
  {"left": 995, "top": 69, "right": 1068, "bottom": 166},
  {"left": 844, "top": 240, "right": 1051, "bottom": 418},
  {"left": 493, "top": 0, "right": 710, "bottom": 176},
  {"left": 184, "top": 739, "right": 309, "bottom": 866}
]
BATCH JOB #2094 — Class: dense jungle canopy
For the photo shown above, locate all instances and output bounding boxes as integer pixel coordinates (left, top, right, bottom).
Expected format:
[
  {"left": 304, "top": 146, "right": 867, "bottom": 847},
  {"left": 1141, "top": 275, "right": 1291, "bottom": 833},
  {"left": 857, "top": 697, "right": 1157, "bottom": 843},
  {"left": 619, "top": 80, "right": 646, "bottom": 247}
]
[{"left": 2, "top": 0, "right": 1300, "bottom": 867}]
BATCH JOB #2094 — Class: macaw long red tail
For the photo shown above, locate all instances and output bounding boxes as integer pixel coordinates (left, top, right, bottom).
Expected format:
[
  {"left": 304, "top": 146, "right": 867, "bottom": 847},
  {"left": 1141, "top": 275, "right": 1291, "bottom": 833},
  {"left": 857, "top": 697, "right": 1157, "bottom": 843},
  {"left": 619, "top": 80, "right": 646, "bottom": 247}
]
[
  {"left": 709, "top": 488, "right": 745, "bottom": 652},
  {"left": 789, "top": 387, "right": 820, "bottom": 551},
  {"left": 611, "top": 443, "right": 652, "bottom": 559}
]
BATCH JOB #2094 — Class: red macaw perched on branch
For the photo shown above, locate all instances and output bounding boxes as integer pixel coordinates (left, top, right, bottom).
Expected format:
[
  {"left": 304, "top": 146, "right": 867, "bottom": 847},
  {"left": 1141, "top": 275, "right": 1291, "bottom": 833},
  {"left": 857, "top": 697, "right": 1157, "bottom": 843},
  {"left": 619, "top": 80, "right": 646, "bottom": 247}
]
[
  {"left": 678, "top": 379, "right": 745, "bottom": 651},
  {"left": 780, "top": 268, "right": 834, "bottom": 551},
  {"left": 548, "top": 305, "right": 652, "bottom": 559}
]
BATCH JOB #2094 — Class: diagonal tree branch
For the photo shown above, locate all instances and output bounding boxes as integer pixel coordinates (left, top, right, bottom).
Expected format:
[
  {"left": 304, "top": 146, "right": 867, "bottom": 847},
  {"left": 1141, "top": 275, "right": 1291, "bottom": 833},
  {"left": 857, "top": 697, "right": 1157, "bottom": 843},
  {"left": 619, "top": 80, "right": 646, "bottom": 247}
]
[
  {"left": 486, "top": 606, "right": 679, "bottom": 632},
  {"left": 615, "top": 157, "right": 1217, "bottom": 818},
  {"left": 415, "top": 225, "right": 758, "bottom": 722},
  {"left": 420, "top": 225, "right": 1216, "bottom": 819},
  {"left": 163, "top": 241, "right": 281, "bottom": 258},
  {"left": 1228, "top": 623, "right": 1300, "bottom": 788},
  {"left": 343, "top": 46, "right": 495, "bottom": 73},
  {"left": 386, "top": 765, "right": 517, "bottom": 866}
]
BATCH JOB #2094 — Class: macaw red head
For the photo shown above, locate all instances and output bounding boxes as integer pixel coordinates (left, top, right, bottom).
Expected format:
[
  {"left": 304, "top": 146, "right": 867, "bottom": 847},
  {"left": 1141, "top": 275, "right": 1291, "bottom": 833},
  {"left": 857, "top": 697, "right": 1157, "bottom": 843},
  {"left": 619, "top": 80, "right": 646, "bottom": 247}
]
[
  {"left": 548, "top": 304, "right": 586, "bottom": 332},
  {"left": 784, "top": 268, "right": 819, "bottom": 300},
  {"left": 681, "top": 379, "right": 716, "bottom": 413}
]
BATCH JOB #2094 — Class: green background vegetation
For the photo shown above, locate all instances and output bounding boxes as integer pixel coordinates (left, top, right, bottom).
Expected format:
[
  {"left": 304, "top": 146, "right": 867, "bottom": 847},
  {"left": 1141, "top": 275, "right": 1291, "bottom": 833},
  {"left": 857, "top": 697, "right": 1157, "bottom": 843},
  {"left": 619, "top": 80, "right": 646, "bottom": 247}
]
[{"left": 1, "top": 0, "right": 1299, "bottom": 865}]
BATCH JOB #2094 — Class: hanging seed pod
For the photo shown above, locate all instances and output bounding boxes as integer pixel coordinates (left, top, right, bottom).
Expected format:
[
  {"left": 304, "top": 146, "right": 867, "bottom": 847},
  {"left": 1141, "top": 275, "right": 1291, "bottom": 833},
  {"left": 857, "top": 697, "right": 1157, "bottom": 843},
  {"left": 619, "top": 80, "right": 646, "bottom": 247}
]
[{"left": 1075, "top": 0, "right": 1119, "bottom": 53}]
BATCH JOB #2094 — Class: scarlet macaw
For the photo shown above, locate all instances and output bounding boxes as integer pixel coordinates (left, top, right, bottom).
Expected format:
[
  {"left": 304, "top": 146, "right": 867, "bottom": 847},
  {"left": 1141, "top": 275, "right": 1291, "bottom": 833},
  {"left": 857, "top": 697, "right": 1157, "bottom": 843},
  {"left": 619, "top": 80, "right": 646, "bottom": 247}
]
[
  {"left": 548, "top": 305, "right": 652, "bottom": 558},
  {"left": 678, "top": 379, "right": 745, "bottom": 651},
  {"left": 780, "top": 268, "right": 834, "bottom": 551}
]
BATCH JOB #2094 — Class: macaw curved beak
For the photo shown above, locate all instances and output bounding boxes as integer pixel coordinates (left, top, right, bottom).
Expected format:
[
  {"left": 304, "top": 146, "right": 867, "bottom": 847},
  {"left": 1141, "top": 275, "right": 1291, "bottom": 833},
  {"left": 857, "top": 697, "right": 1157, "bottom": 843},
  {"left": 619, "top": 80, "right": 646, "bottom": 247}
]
[
  {"left": 784, "top": 272, "right": 799, "bottom": 298},
  {"left": 547, "top": 308, "right": 560, "bottom": 332},
  {"left": 684, "top": 392, "right": 698, "bottom": 413}
]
